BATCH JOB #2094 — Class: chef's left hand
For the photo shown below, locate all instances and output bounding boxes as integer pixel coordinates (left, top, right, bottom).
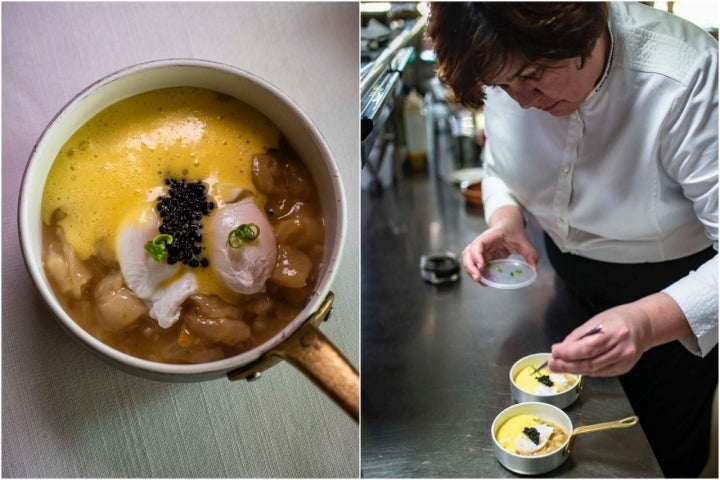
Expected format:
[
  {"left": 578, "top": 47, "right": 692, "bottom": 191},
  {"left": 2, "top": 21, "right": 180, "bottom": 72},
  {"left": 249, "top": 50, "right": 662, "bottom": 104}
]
[{"left": 548, "top": 303, "right": 654, "bottom": 377}]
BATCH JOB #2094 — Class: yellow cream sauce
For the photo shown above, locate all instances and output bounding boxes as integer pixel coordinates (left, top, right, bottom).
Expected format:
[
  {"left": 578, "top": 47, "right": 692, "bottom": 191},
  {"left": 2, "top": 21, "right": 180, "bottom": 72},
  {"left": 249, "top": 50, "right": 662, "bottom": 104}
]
[
  {"left": 41, "top": 87, "right": 280, "bottom": 301},
  {"left": 514, "top": 366, "right": 577, "bottom": 394},
  {"left": 496, "top": 414, "right": 538, "bottom": 452},
  {"left": 496, "top": 415, "right": 567, "bottom": 455}
]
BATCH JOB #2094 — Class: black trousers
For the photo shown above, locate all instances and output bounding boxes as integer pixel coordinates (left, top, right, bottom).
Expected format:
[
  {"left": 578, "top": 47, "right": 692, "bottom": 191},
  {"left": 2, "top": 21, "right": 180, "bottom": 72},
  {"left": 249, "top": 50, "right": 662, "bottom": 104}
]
[{"left": 544, "top": 233, "right": 717, "bottom": 478}]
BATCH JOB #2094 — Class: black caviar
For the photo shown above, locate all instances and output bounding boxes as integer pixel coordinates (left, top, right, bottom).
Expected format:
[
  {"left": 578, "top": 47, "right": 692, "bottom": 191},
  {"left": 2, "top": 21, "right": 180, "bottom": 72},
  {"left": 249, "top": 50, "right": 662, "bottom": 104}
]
[
  {"left": 156, "top": 178, "right": 214, "bottom": 268},
  {"left": 535, "top": 374, "right": 554, "bottom": 388},
  {"left": 523, "top": 427, "right": 541, "bottom": 445}
]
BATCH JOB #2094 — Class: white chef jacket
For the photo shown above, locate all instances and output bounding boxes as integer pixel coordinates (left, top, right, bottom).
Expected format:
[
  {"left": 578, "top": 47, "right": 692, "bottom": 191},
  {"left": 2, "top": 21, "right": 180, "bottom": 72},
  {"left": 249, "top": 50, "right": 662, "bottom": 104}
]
[{"left": 481, "top": 2, "right": 718, "bottom": 356}]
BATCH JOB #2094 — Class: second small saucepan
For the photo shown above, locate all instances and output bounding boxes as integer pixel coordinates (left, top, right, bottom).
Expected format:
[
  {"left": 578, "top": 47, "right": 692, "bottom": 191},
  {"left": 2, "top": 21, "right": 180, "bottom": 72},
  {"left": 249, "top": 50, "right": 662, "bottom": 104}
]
[
  {"left": 491, "top": 402, "right": 639, "bottom": 475},
  {"left": 510, "top": 353, "right": 583, "bottom": 409}
]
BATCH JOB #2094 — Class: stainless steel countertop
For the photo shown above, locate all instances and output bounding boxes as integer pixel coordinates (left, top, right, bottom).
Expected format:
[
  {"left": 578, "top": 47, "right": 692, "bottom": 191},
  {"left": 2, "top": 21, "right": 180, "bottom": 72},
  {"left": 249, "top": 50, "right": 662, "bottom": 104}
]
[{"left": 360, "top": 175, "right": 663, "bottom": 478}]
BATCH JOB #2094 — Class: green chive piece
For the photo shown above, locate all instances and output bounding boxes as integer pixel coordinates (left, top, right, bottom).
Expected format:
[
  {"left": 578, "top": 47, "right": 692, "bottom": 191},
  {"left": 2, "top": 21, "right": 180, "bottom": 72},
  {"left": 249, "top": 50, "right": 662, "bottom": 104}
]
[
  {"left": 144, "top": 234, "right": 174, "bottom": 262},
  {"left": 227, "top": 223, "right": 260, "bottom": 248}
]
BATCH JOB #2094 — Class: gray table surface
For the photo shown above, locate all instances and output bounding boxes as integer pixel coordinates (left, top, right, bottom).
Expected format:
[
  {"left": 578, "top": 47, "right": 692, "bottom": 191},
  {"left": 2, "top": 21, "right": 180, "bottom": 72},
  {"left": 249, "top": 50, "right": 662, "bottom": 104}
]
[
  {"left": 2, "top": 2, "right": 359, "bottom": 478},
  {"left": 360, "top": 174, "right": 664, "bottom": 478}
]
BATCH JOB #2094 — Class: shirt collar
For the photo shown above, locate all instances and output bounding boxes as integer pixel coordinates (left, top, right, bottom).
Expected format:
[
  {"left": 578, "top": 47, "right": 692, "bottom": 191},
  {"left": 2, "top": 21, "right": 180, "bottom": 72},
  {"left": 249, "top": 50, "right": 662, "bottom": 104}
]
[{"left": 587, "top": 20, "right": 615, "bottom": 101}]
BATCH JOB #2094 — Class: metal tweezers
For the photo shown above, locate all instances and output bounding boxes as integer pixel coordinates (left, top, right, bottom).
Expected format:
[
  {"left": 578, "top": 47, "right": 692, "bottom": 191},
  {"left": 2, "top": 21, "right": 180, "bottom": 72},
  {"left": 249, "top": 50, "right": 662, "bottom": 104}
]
[{"left": 529, "top": 324, "right": 604, "bottom": 375}]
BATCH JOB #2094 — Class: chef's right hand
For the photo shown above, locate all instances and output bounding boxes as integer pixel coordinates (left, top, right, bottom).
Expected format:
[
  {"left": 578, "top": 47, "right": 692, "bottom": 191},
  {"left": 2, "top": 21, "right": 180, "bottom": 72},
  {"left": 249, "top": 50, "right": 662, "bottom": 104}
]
[{"left": 461, "top": 205, "right": 538, "bottom": 283}]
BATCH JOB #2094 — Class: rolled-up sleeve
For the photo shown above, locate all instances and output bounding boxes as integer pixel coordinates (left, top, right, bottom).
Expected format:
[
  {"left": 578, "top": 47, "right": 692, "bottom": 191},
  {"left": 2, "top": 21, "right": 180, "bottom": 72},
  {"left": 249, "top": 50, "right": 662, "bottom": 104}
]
[{"left": 663, "top": 255, "right": 718, "bottom": 356}]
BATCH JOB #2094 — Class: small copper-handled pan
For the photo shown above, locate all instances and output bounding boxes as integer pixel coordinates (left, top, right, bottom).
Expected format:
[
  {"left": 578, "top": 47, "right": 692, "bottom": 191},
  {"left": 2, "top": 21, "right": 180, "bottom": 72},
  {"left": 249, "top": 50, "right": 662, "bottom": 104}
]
[
  {"left": 18, "top": 59, "right": 359, "bottom": 421},
  {"left": 491, "top": 402, "right": 638, "bottom": 475}
]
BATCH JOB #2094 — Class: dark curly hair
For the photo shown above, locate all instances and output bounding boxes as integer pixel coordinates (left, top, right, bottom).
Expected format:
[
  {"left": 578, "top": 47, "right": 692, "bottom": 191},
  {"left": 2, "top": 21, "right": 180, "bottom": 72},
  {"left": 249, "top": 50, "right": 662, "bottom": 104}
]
[{"left": 427, "top": 2, "right": 609, "bottom": 109}]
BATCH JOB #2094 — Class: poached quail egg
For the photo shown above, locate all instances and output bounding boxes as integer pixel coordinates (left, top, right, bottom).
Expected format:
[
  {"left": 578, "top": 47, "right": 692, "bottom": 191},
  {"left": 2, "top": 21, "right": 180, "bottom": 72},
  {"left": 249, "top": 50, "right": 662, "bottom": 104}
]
[
  {"left": 116, "top": 205, "right": 199, "bottom": 328},
  {"left": 206, "top": 195, "right": 276, "bottom": 295},
  {"left": 515, "top": 423, "right": 554, "bottom": 455}
]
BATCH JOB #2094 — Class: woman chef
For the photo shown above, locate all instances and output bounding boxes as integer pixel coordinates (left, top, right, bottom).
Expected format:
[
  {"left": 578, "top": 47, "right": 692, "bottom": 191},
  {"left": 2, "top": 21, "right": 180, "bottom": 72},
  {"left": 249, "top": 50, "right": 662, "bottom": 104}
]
[{"left": 428, "top": 2, "right": 718, "bottom": 477}]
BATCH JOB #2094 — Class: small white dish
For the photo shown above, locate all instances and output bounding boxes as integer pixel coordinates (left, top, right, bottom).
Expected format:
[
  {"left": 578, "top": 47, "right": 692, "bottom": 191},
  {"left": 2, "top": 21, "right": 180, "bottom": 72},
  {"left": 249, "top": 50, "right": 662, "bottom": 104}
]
[{"left": 481, "top": 258, "right": 536, "bottom": 289}]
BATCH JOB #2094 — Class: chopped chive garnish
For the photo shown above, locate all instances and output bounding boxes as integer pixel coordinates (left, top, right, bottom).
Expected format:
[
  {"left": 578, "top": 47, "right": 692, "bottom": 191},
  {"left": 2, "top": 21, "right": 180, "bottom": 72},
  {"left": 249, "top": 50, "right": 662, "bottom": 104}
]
[
  {"left": 144, "top": 234, "right": 174, "bottom": 261},
  {"left": 227, "top": 223, "right": 260, "bottom": 248}
]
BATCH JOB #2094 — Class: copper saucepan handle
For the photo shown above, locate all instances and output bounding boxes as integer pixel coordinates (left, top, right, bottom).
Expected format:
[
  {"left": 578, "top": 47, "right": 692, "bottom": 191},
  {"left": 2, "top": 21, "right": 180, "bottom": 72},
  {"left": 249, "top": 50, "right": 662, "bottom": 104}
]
[
  {"left": 564, "top": 415, "right": 639, "bottom": 456},
  {"left": 270, "top": 298, "right": 359, "bottom": 421},
  {"left": 227, "top": 292, "right": 359, "bottom": 421}
]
